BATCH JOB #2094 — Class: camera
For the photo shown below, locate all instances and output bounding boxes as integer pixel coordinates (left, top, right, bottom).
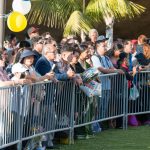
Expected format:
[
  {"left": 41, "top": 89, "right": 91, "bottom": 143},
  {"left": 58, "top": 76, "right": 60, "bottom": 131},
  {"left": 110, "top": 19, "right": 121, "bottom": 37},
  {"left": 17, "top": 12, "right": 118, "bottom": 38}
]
[
  {"left": 20, "top": 72, "right": 26, "bottom": 79},
  {"left": 146, "top": 38, "right": 150, "bottom": 45}
]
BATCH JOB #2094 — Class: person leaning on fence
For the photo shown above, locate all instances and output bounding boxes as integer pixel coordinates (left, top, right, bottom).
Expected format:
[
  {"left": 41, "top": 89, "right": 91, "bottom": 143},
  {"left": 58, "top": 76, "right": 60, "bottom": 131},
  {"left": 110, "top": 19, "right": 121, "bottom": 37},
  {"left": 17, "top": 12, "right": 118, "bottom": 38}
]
[
  {"left": 0, "top": 51, "right": 31, "bottom": 87},
  {"left": 19, "top": 49, "right": 55, "bottom": 82},
  {"left": 91, "top": 35, "right": 124, "bottom": 127},
  {"left": 35, "top": 44, "right": 74, "bottom": 80},
  {"left": 117, "top": 52, "right": 140, "bottom": 126},
  {"left": 35, "top": 44, "right": 74, "bottom": 149},
  {"left": 134, "top": 44, "right": 150, "bottom": 125},
  {"left": 16, "top": 48, "right": 57, "bottom": 148},
  {"left": 69, "top": 45, "right": 92, "bottom": 137},
  {"left": 0, "top": 52, "right": 31, "bottom": 146}
]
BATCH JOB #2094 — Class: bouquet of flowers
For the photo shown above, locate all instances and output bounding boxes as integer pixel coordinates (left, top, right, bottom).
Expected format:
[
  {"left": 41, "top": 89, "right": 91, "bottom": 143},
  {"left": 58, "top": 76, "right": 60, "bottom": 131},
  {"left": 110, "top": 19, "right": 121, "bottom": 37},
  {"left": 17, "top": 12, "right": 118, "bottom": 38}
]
[
  {"left": 80, "top": 67, "right": 101, "bottom": 97},
  {"left": 81, "top": 67, "right": 99, "bottom": 83}
]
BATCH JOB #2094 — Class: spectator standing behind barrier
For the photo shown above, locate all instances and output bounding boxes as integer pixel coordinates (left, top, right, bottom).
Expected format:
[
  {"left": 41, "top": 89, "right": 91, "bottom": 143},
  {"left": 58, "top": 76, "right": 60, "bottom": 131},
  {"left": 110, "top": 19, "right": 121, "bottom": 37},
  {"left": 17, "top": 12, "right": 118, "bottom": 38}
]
[
  {"left": 86, "top": 41, "right": 95, "bottom": 56},
  {"left": 32, "top": 36, "right": 44, "bottom": 66},
  {"left": 78, "top": 43, "right": 91, "bottom": 69},
  {"left": 44, "top": 38, "right": 57, "bottom": 52},
  {"left": 134, "top": 44, "right": 150, "bottom": 125},
  {"left": 70, "top": 48, "right": 84, "bottom": 73},
  {"left": 136, "top": 34, "right": 147, "bottom": 54},
  {"left": 108, "top": 43, "right": 124, "bottom": 68},
  {"left": 57, "top": 45, "right": 74, "bottom": 74},
  {"left": 117, "top": 52, "right": 139, "bottom": 126},
  {"left": 0, "top": 52, "right": 31, "bottom": 87},
  {"left": 117, "top": 52, "right": 136, "bottom": 88},
  {"left": 35, "top": 45, "right": 74, "bottom": 80},
  {"left": 5, "top": 33, "right": 17, "bottom": 50},
  {"left": 35, "top": 44, "right": 74, "bottom": 149},
  {"left": 26, "top": 26, "right": 40, "bottom": 46},
  {"left": 0, "top": 48, "right": 15, "bottom": 78},
  {"left": 13, "top": 41, "right": 31, "bottom": 64},
  {"left": 19, "top": 49, "right": 54, "bottom": 82},
  {"left": 16, "top": 49, "right": 56, "bottom": 148},
  {"left": 91, "top": 35, "right": 123, "bottom": 119},
  {"left": 131, "top": 40, "right": 138, "bottom": 67},
  {"left": 11, "top": 63, "right": 32, "bottom": 114},
  {"left": 88, "top": 29, "right": 99, "bottom": 49},
  {"left": 123, "top": 40, "right": 133, "bottom": 72},
  {"left": 11, "top": 63, "right": 33, "bottom": 142},
  {"left": 0, "top": 53, "right": 31, "bottom": 146},
  {"left": 135, "top": 44, "right": 150, "bottom": 68},
  {"left": 70, "top": 47, "right": 90, "bottom": 138}
]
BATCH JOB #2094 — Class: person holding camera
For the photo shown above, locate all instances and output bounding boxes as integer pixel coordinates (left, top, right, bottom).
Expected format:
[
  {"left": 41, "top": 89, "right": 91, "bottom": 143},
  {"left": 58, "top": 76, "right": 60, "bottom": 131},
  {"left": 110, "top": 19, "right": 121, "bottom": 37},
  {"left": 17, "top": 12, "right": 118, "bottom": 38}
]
[{"left": 18, "top": 49, "right": 55, "bottom": 82}]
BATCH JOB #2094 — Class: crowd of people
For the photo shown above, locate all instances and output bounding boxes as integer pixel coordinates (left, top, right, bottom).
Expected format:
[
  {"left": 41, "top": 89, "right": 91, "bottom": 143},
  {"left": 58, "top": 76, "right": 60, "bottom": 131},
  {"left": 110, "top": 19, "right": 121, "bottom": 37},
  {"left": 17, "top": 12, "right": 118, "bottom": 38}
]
[{"left": 0, "top": 27, "right": 150, "bottom": 149}]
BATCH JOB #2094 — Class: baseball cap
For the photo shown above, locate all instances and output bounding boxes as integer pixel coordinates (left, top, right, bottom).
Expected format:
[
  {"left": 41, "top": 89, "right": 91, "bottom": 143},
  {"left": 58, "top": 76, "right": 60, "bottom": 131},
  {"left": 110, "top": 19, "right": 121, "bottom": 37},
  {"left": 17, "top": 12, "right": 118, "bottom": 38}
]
[
  {"left": 27, "top": 27, "right": 39, "bottom": 36},
  {"left": 12, "top": 63, "right": 28, "bottom": 74},
  {"left": 96, "top": 35, "right": 108, "bottom": 43},
  {"left": 131, "top": 39, "right": 138, "bottom": 45}
]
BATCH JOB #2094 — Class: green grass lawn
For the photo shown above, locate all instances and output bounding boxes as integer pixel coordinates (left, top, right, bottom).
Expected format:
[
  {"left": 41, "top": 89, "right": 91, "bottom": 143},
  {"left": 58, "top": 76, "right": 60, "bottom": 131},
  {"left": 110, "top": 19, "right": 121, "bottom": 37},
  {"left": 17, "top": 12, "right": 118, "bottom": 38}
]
[{"left": 58, "top": 126, "right": 150, "bottom": 150}]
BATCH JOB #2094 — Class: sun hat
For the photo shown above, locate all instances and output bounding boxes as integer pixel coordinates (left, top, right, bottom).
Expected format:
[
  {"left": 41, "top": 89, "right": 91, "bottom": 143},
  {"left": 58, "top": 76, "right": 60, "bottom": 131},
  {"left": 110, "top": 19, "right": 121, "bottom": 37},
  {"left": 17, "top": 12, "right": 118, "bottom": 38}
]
[
  {"left": 19, "top": 49, "right": 36, "bottom": 63},
  {"left": 12, "top": 63, "right": 28, "bottom": 74}
]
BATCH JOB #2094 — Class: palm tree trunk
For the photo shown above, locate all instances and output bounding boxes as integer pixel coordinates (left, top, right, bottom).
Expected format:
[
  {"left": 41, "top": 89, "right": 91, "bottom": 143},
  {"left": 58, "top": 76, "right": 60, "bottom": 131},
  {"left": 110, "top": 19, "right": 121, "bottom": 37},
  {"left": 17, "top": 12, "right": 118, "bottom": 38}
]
[{"left": 0, "top": 0, "right": 6, "bottom": 49}]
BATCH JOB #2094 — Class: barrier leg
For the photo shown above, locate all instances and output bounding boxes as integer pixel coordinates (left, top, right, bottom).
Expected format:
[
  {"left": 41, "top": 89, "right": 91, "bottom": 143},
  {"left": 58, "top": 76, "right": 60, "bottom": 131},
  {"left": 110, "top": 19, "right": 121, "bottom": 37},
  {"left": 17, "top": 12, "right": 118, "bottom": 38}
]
[{"left": 69, "top": 84, "right": 75, "bottom": 144}]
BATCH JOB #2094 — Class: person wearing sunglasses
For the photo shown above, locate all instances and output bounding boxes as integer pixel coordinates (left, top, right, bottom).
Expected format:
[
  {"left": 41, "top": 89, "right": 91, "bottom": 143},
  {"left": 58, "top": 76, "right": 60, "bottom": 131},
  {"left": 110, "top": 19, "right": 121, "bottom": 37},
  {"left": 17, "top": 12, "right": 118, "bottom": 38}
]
[{"left": 32, "top": 36, "right": 44, "bottom": 66}]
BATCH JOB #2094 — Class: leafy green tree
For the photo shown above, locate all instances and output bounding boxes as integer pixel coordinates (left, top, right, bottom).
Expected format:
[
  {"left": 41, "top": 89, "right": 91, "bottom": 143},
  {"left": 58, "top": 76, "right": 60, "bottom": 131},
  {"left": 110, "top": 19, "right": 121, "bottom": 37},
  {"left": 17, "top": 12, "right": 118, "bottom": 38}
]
[{"left": 28, "top": 0, "right": 145, "bottom": 37}]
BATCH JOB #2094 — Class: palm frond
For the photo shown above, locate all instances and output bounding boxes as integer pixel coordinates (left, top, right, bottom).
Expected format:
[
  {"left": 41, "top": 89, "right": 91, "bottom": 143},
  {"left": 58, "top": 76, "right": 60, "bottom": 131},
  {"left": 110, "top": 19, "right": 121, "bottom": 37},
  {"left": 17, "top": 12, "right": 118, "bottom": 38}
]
[
  {"left": 28, "top": 0, "right": 81, "bottom": 28},
  {"left": 63, "top": 10, "right": 92, "bottom": 37},
  {"left": 86, "top": 0, "right": 146, "bottom": 22}
]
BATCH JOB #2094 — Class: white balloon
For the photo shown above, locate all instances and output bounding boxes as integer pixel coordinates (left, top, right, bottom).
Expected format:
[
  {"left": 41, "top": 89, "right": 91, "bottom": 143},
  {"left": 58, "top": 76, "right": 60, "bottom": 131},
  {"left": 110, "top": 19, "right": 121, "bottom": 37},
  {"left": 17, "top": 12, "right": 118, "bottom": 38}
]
[{"left": 12, "top": 0, "right": 31, "bottom": 15}]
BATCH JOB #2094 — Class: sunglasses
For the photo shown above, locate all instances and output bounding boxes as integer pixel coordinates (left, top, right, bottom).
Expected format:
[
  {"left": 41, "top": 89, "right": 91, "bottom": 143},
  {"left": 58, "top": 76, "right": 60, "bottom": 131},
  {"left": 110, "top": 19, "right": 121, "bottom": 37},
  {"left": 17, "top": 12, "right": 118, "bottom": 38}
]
[
  {"left": 47, "top": 51, "right": 57, "bottom": 54},
  {"left": 37, "top": 41, "right": 44, "bottom": 44}
]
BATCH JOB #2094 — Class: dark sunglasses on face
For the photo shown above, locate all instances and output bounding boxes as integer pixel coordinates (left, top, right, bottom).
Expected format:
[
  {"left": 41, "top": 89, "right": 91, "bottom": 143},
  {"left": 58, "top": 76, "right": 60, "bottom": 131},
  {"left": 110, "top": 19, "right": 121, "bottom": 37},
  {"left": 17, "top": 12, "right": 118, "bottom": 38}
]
[
  {"left": 37, "top": 41, "right": 44, "bottom": 44},
  {"left": 47, "top": 51, "right": 57, "bottom": 54}
]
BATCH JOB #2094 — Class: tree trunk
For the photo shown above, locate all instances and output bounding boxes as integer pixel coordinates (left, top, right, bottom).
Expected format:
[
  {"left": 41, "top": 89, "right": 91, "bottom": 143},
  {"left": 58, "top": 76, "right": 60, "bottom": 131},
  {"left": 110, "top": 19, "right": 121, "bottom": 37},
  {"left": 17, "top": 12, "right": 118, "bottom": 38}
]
[{"left": 0, "top": 0, "right": 6, "bottom": 49}]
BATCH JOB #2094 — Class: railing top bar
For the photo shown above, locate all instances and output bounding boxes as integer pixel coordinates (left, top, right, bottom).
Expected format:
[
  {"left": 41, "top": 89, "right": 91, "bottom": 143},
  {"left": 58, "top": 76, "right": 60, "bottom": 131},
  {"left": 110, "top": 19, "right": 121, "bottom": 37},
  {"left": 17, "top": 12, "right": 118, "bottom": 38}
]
[
  {"left": 99, "top": 73, "right": 118, "bottom": 77},
  {"left": 0, "top": 71, "right": 149, "bottom": 89},
  {"left": 137, "top": 70, "right": 150, "bottom": 73}
]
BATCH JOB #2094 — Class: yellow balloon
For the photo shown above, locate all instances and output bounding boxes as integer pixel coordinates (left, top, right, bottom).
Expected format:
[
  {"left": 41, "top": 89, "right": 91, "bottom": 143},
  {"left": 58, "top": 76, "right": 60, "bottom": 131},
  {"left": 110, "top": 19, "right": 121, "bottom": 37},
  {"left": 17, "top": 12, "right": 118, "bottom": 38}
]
[{"left": 7, "top": 11, "right": 27, "bottom": 32}]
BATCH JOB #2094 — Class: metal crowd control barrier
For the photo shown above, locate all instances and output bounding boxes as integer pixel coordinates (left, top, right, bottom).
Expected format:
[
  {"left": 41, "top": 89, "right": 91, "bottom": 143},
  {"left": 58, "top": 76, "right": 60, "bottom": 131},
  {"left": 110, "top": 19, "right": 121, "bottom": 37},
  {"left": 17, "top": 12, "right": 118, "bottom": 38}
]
[
  {"left": 0, "top": 81, "right": 75, "bottom": 149},
  {"left": 127, "top": 71, "right": 150, "bottom": 125},
  {"left": 0, "top": 86, "right": 21, "bottom": 149},
  {"left": 0, "top": 71, "right": 149, "bottom": 149},
  {"left": 74, "top": 73, "right": 127, "bottom": 126}
]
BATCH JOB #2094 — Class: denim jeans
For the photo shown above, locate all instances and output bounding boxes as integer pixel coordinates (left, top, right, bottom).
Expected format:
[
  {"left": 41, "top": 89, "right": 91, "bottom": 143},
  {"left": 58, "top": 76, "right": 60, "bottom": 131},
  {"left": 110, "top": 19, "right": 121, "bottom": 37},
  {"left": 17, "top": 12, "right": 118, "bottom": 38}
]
[{"left": 99, "top": 90, "right": 110, "bottom": 119}]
